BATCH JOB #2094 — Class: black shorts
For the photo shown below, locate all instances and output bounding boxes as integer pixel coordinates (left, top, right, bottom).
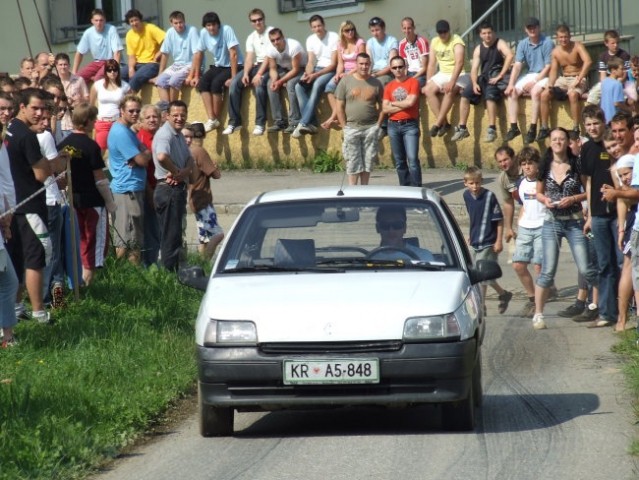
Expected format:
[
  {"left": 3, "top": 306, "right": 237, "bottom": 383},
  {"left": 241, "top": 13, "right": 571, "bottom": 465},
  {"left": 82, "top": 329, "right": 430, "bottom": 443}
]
[
  {"left": 197, "top": 66, "right": 234, "bottom": 94},
  {"left": 10, "top": 213, "right": 51, "bottom": 272}
]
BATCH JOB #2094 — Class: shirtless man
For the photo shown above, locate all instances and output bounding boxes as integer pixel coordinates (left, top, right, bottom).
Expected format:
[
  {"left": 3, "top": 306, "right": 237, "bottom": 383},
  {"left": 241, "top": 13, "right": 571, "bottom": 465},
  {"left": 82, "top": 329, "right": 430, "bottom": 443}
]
[{"left": 540, "top": 25, "right": 592, "bottom": 135}]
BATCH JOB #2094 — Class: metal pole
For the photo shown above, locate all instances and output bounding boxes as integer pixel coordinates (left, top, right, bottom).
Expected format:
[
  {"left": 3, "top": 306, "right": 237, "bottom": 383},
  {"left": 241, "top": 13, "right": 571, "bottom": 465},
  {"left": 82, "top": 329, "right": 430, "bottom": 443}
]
[
  {"left": 461, "top": 0, "right": 506, "bottom": 40},
  {"left": 16, "top": 0, "right": 33, "bottom": 59}
]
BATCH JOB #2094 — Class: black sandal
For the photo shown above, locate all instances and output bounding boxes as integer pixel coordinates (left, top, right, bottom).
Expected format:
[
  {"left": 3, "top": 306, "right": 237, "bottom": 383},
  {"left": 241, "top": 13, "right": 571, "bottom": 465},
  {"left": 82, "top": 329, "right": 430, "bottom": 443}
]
[{"left": 498, "top": 291, "right": 513, "bottom": 314}]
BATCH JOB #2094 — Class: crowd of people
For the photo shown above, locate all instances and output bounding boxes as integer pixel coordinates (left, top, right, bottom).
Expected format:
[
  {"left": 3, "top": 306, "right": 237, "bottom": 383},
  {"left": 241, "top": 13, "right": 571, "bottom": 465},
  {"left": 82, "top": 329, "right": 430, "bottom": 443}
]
[{"left": 2, "top": 7, "right": 639, "bottom": 346}]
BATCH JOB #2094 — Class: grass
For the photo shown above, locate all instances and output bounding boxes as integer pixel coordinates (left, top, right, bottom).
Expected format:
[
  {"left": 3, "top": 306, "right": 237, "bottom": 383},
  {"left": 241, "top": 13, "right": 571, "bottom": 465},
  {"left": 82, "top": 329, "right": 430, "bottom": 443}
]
[
  {"left": 312, "top": 149, "right": 344, "bottom": 173},
  {"left": 612, "top": 330, "right": 639, "bottom": 455},
  {"left": 0, "top": 258, "right": 202, "bottom": 480}
]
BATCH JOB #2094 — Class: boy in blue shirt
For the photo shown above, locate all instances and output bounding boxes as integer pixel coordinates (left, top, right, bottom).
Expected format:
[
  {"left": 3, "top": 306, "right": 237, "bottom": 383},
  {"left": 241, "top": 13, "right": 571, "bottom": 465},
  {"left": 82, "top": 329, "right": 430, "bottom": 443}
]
[{"left": 463, "top": 166, "right": 512, "bottom": 315}]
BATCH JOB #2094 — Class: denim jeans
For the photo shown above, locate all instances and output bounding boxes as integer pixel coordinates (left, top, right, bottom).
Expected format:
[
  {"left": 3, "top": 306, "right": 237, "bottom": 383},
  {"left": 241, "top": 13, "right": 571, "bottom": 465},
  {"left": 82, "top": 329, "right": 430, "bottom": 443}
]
[
  {"left": 295, "top": 69, "right": 334, "bottom": 126},
  {"left": 43, "top": 203, "right": 64, "bottom": 302},
  {"left": 388, "top": 119, "right": 422, "bottom": 186},
  {"left": 591, "top": 215, "right": 622, "bottom": 321},
  {"left": 228, "top": 65, "right": 269, "bottom": 127},
  {"left": 154, "top": 183, "right": 187, "bottom": 272},
  {"left": 267, "top": 67, "right": 302, "bottom": 127},
  {"left": 121, "top": 62, "right": 160, "bottom": 91},
  {"left": 537, "top": 216, "right": 597, "bottom": 289},
  {"left": 0, "top": 249, "right": 18, "bottom": 329}
]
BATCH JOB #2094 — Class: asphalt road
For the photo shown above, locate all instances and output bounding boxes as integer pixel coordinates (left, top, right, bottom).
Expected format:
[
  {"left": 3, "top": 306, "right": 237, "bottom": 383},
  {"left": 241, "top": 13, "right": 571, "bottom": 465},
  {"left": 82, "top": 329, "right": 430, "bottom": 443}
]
[{"left": 91, "top": 232, "right": 639, "bottom": 480}]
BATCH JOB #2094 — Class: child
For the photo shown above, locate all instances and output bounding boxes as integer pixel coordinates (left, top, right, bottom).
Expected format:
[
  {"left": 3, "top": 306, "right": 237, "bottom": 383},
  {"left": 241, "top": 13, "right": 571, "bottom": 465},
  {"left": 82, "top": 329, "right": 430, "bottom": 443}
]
[
  {"left": 511, "top": 147, "right": 545, "bottom": 318},
  {"left": 587, "top": 30, "right": 631, "bottom": 105},
  {"left": 463, "top": 166, "right": 512, "bottom": 315},
  {"left": 601, "top": 57, "right": 631, "bottom": 123}
]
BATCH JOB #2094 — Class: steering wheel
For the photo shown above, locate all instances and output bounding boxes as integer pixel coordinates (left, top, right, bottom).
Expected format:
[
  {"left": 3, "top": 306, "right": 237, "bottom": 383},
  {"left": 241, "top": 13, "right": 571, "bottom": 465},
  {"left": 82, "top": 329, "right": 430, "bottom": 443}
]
[{"left": 366, "top": 246, "right": 420, "bottom": 260}]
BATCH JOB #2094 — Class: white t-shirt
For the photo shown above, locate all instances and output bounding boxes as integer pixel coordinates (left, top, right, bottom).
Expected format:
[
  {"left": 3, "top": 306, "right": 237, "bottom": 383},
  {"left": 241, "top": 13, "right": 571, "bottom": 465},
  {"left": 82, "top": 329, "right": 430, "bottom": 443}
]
[
  {"left": 37, "top": 130, "right": 64, "bottom": 206},
  {"left": 265, "top": 38, "right": 307, "bottom": 70},
  {"left": 246, "top": 27, "right": 273, "bottom": 65},
  {"left": 517, "top": 176, "right": 546, "bottom": 229},
  {"left": 94, "top": 79, "right": 131, "bottom": 118},
  {"left": 306, "top": 31, "right": 338, "bottom": 69}
]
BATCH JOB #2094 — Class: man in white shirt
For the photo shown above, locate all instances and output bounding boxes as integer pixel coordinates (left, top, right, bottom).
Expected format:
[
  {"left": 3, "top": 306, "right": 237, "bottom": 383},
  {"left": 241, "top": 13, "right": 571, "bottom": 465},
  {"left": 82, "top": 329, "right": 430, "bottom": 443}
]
[
  {"left": 292, "top": 15, "right": 338, "bottom": 138},
  {"left": 222, "top": 9, "right": 273, "bottom": 136}
]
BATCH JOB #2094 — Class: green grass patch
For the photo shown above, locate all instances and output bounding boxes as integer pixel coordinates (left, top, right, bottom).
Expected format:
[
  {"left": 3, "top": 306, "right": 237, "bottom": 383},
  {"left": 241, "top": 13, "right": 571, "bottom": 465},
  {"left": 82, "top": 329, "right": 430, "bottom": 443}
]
[
  {"left": 312, "top": 149, "right": 344, "bottom": 173},
  {"left": 0, "top": 258, "right": 201, "bottom": 479},
  {"left": 612, "top": 331, "right": 639, "bottom": 455}
]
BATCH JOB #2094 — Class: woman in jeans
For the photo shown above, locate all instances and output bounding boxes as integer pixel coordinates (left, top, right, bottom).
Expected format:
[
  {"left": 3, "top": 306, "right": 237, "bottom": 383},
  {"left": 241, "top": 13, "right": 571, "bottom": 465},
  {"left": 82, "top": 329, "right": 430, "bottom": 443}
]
[{"left": 533, "top": 127, "right": 597, "bottom": 330}]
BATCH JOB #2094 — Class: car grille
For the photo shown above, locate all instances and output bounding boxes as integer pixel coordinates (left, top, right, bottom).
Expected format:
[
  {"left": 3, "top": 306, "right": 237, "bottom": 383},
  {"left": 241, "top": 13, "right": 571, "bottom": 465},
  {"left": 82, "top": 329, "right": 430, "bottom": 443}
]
[{"left": 259, "top": 341, "right": 403, "bottom": 355}]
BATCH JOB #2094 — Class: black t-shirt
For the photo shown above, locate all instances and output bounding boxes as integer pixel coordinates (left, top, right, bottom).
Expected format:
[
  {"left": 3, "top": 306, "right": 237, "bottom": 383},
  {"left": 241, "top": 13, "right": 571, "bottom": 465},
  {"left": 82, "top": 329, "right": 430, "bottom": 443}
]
[
  {"left": 57, "top": 133, "right": 106, "bottom": 209},
  {"left": 581, "top": 139, "right": 614, "bottom": 217},
  {"left": 6, "top": 118, "right": 46, "bottom": 216}
]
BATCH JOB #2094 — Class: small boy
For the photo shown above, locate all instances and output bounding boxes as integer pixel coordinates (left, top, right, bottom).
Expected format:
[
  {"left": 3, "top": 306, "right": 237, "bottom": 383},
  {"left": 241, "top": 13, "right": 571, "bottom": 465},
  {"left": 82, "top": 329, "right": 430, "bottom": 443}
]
[
  {"left": 587, "top": 30, "right": 631, "bottom": 105},
  {"left": 463, "top": 166, "right": 512, "bottom": 315},
  {"left": 601, "top": 57, "right": 630, "bottom": 124},
  {"left": 511, "top": 147, "right": 545, "bottom": 319}
]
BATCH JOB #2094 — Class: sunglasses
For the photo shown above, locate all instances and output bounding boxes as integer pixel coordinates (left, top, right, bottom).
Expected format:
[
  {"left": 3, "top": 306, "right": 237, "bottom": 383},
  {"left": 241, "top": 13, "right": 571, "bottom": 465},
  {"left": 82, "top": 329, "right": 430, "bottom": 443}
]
[
  {"left": 437, "top": 30, "right": 448, "bottom": 35},
  {"left": 378, "top": 220, "right": 405, "bottom": 231},
  {"left": 343, "top": 28, "right": 354, "bottom": 33},
  {"left": 250, "top": 17, "right": 264, "bottom": 23},
  {"left": 127, "top": 109, "right": 141, "bottom": 114},
  {"left": 105, "top": 68, "right": 119, "bottom": 73}
]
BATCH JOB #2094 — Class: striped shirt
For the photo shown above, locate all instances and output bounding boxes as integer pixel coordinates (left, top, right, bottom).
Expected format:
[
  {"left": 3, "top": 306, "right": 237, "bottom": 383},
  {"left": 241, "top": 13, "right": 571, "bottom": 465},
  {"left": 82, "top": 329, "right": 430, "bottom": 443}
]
[{"left": 464, "top": 188, "right": 503, "bottom": 251}]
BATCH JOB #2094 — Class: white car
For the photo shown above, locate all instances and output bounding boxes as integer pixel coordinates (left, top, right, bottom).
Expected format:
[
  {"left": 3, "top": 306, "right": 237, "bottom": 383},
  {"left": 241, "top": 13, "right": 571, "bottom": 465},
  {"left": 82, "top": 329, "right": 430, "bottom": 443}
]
[{"left": 181, "top": 186, "right": 501, "bottom": 436}]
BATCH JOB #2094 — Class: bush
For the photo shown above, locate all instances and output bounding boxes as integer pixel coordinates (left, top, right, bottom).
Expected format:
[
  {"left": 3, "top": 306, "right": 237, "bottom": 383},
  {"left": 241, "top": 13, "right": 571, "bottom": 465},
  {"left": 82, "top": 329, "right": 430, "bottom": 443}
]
[{"left": 312, "top": 149, "right": 344, "bottom": 173}]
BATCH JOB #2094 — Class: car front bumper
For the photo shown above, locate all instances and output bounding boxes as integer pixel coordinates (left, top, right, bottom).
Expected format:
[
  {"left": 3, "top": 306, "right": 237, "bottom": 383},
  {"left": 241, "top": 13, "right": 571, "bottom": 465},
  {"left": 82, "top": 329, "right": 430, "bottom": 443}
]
[{"left": 198, "top": 339, "right": 478, "bottom": 409}]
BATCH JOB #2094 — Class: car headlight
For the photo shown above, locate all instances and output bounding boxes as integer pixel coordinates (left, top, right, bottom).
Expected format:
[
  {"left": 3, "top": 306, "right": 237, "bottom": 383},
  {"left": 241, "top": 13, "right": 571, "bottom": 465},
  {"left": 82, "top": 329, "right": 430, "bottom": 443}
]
[
  {"left": 403, "top": 314, "right": 461, "bottom": 341},
  {"left": 204, "top": 320, "right": 257, "bottom": 346}
]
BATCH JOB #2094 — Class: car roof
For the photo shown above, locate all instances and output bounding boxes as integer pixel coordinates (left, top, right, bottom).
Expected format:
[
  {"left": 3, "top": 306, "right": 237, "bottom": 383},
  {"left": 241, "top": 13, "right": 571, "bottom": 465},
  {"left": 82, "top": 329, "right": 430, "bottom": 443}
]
[{"left": 249, "top": 185, "right": 442, "bottom": 206}]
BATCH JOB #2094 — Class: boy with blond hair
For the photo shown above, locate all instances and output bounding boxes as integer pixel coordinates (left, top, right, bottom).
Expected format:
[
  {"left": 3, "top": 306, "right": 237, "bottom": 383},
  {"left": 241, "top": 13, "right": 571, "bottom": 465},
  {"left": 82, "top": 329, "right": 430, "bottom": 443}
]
[{"left": 463, "top": 166, "right": 512, "bottom": 314}]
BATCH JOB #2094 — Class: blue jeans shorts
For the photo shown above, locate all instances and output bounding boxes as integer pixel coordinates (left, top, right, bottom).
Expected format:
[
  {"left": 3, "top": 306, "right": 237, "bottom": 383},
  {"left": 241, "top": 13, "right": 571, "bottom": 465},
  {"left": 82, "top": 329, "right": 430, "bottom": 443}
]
[{"left": 512, "top": 225, "right": 543, "bottom": 265}]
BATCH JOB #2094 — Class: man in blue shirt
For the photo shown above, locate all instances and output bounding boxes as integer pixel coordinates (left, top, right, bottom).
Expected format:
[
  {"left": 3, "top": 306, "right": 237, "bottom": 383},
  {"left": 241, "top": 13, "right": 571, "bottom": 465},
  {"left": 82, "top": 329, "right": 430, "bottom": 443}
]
[
  {"left": 503, "top": 17, "right": 554, "bottom": 143},
  {"left": 189, "top": 12, "right": 243, "bottom": 132},
  {"left": 107, "top": 94, "right": 152, "bottom": 264}
]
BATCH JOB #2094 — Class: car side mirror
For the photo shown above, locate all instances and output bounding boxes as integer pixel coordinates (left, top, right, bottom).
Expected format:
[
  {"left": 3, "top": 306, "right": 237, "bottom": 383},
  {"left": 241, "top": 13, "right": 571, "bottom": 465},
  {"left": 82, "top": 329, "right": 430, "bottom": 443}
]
[
  {"left": 178, "top": 265, "right": 209, "bottom": 291},
  {"left": 468, "top": 259, "right": 502, "bottom": 285}
]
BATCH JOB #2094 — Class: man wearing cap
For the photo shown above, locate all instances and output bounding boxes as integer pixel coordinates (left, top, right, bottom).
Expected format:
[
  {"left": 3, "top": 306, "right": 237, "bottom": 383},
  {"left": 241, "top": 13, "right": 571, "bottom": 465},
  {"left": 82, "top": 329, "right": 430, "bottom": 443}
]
[
  {"left": 504, "top": 17, "right": 554, "bottom": 143},
  {"left": 366, "top": 17, "right": 398, "bottom": 85},
  {"left": 423, "top": 19, "right": 470, "bottom": 138},
  {"left": 540, "top": 24, "right": 592, "bottom": 136}
]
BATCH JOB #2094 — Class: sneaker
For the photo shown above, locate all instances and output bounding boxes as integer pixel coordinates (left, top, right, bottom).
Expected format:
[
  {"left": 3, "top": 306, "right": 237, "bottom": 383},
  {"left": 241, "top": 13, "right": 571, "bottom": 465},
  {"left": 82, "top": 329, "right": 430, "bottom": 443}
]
[
  {"left": 557, "top": 303, "right": 585, "bottom": 318},
  {"left": 498, "top": 290, "right": 513, "bottom": 314},
  {"left": 15, "top": 303, "right": 30, "bottom": 320},
  {"left": 267, "top": 124, "right": 287, "bottom": 133},
  {"left": 51, "top": 282, "right": 65, "bottom": 309},
  {"left": 222, "top": 124, "right": 241, "bottom": 135},
  {"left": 284, "top": 124, "right": 298, "bottom": 134},
  {"left": 518, "top": 301, "right": 536, "bottom": 318},
  {"left": 1, "top": 337, "right": 18, "bottom": 348},
  {"left": 437, "top": 123, "right": 450, "bottom": 137},
  {"left": 203, "top": 118, "right": 220, "bottom": 132},
  {"left": 291, "top": 124, "right": 303, "bottom": 138},
  {"left": 504, "top": 127, "right": 521, "bottom": 142},
  {"left": 484, "top": 127, "right": 497, "bottom": 143},
  {"left": 536, "top": 127, "right": 551, "bottom": 141},
  {"left": 524, "top": 127, "right": 537, "bottom": 144},
  {"left": 253, "top": 125, "right": 265, "bottom": 136},
  {"left": 429, "top": 125, "right": 441, "bottom": 137},
  {"left": 451, "top": 126, "right": 470, "bottom": 142},
  {"left": 572, "top": 303, "right": 599, "bottom": 323},
  {"left": 298, "top": 123, "right": 318, "bottom": 135},
  {"left": 532, "top": 313, "right": 547, "bottom": 330},
  {"left": 31, "top": 310, "right": 51, "bottom": 324}
]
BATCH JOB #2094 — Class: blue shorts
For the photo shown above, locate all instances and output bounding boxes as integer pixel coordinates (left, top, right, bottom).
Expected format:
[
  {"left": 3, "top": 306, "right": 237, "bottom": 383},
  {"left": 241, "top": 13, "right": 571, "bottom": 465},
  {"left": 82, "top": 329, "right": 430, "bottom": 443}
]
[
  {"left": 195, "top": 205, "right": 224, "bottom": 243},
  {"left": 512, "top": 225, "right": 543, "bottom": 265}
]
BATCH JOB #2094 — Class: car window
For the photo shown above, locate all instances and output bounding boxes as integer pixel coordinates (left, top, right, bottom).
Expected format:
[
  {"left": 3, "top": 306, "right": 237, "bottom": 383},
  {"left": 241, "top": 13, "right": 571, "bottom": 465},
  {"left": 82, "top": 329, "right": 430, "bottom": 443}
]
[{"left": 218, "top": 200, "right": 459, "bottom": 272}]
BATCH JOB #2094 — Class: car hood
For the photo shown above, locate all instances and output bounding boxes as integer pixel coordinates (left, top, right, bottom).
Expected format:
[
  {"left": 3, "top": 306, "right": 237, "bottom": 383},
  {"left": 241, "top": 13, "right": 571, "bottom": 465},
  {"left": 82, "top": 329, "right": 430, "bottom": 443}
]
[{"left": 197, "top": 270, "right": 472, "bottom": 343}]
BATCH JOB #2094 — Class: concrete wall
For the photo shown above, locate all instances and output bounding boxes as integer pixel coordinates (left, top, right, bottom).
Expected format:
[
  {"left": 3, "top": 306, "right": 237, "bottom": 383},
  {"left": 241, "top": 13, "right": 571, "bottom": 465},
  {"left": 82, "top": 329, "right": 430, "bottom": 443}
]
[{"left": 137, "top": 83, "right": 577, "bottom": 171}]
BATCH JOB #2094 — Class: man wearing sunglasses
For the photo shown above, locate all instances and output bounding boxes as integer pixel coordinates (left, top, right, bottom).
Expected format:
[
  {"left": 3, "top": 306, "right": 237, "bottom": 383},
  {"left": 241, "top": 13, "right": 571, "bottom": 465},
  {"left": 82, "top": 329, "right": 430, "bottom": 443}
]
[
  {"left": 375, "top": 205, "right": 434, "bottom": 262},
  {"left": 366, "top": 17, "right": 398, "bottom": 85}
]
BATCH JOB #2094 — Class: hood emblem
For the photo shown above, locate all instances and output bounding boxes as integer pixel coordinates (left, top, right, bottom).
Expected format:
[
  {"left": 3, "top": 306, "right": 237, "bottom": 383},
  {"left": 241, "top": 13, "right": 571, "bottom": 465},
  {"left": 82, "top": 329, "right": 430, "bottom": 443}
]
[{"left": 324, "top": 323, "right": 334, "bottom": 336}]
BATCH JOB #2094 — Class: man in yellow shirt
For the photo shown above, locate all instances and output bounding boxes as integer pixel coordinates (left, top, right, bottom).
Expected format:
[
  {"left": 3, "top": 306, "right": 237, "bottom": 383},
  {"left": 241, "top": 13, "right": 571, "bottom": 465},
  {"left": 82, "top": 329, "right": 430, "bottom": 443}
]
[
  {"left": 422, "top": 20, "right": 470, "bottom": 138},
  {"left": 123, "top": 9, "right": 165, "bottom": 92}
]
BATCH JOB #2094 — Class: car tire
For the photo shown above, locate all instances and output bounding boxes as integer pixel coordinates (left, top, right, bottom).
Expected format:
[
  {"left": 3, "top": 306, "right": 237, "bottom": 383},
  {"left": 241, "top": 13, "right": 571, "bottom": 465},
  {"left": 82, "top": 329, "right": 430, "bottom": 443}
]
[
  {"left": 199, "top": 387, "right": 234, "bottom": 437},
  {"left": 441, "top": 382, "right": 476, "bottom": 432}
]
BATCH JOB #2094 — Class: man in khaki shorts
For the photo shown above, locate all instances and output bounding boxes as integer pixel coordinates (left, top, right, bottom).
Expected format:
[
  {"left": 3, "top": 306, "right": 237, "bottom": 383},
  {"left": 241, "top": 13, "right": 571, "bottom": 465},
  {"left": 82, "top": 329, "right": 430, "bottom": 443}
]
[{"left": 540, "top": 24, "right": 592, "bottom": 135}]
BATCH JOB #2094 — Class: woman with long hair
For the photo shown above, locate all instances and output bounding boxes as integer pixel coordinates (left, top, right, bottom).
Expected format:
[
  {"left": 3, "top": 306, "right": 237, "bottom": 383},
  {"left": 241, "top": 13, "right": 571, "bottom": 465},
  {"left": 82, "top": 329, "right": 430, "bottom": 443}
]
[
  {"left": 533, "top": 127, "right": 597, "bottom": 329},
  {"left": 89, "top": 58, "right": 130, "bottom": 151},
  {"left": 321, "top": 20, "right": 366, "bottom": 130}
]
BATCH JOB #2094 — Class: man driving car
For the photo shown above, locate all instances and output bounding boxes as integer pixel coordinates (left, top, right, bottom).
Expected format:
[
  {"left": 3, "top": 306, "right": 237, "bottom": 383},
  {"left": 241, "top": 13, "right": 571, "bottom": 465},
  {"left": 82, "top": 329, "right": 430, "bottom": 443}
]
[{"left": 373, "top": 205, "right": 435, "bottom": 262}]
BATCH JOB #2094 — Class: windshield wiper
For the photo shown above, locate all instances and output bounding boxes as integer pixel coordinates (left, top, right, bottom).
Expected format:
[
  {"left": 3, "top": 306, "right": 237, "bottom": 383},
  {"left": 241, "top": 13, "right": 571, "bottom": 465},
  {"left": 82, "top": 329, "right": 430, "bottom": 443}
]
[{"left": 222, "top": 265, "right": 344, "bottom": 274}]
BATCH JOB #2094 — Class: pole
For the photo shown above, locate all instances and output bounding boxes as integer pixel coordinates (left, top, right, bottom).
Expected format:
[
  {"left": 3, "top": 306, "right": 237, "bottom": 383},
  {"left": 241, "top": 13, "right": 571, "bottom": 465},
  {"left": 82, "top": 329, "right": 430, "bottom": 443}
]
[
  {"left": 16, "top": 0, "right": 33, "bottom": 59},
  {"left": 65, "top": 157, "right": 81, "bottom": 301}
]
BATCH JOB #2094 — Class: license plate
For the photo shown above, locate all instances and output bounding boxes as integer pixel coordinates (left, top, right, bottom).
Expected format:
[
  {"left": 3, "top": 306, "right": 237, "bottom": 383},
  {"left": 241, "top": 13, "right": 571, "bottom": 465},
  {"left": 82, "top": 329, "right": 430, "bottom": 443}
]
[{"left": 283, "top": 358, "right": 380, "bottom": 385}]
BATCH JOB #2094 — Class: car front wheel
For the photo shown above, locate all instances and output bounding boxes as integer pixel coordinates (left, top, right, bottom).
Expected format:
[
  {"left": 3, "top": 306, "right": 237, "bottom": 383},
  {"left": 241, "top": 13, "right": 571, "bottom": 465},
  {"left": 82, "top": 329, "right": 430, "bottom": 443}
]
[{"left": 199, "top": 387, "right": 234, "bottom": 437}]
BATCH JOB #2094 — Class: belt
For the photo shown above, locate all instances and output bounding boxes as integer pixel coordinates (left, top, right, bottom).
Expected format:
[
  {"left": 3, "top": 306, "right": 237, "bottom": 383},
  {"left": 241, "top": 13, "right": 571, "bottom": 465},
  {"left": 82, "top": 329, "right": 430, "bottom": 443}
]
[
  {"left": 157, "top": 179, "right": 186, "bottom": 188},
  {"left": 389, "top": 118, "right": 418, "bottom": 124}
]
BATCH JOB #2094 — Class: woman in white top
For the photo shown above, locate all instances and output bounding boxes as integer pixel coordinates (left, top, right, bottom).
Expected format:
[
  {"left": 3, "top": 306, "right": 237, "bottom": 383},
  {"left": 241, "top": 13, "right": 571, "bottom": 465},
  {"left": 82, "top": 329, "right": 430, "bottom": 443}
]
[
  {"left": 321, "top": 20, "right": 366, "bottom": 130},
  {"left": 89, "top": 59, "right": 130, "bottom": 151}
]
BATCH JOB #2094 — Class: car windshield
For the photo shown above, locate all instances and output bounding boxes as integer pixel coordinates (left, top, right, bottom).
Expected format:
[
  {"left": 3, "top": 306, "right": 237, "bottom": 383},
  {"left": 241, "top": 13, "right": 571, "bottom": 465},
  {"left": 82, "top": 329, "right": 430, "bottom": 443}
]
[{"left": 217, "top": 199, "right": 460, "bottom": 273}]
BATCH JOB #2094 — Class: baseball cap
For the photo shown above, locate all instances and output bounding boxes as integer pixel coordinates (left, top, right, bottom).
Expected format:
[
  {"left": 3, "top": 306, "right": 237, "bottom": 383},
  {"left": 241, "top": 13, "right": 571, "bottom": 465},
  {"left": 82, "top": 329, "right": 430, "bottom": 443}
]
[
  {"left": 525, "top": 17, "right": 540, "bottom": 28},
  {"left": 435, "top": 20, "right": 450, "bottom": 33}
]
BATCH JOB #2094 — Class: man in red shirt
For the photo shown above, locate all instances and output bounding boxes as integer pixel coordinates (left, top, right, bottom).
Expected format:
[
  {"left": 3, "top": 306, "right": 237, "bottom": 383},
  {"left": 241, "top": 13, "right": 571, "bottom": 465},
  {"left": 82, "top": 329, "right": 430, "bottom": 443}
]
[{"left": 382, "top": 56, "right": 422, "bottom": 186}]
